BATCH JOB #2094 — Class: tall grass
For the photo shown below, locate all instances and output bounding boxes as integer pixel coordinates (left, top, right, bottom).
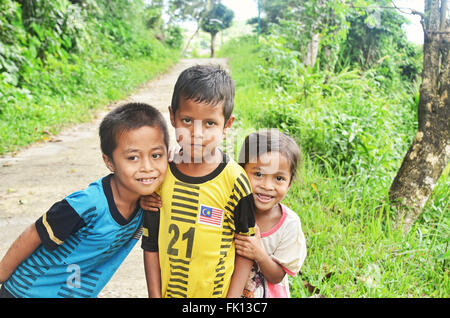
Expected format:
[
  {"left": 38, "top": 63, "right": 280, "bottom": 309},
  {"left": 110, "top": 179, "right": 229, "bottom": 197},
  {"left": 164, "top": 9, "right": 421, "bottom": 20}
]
[{"left": 219, "top": 36, "right": 449, "bottom": 298}]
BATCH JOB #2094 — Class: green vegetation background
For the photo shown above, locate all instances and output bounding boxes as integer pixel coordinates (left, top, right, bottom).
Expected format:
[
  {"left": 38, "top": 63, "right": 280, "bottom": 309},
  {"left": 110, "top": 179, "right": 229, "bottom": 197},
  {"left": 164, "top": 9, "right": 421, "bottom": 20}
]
[
  {"left": 1, "top": 0, "right": 448, "bottom": 297},
  {"left": 218, "top": 36, "right": 448, "bottom": 297},
  {"left": 0, "top": 0, "right": 180, "bottom": 153}
]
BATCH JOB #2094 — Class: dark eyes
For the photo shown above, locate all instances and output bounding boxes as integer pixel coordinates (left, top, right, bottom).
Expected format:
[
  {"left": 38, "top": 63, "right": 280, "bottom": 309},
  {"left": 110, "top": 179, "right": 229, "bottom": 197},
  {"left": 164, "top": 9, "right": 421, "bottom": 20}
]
[
  {"left": 127, "top": 153, "right": 162, "bottom": 161},
  {"left": 253, "top": 171, "right": 286, "bottom": 182},
  {"left": 181, "top": 118, "right": 216, "bottom": 126}
]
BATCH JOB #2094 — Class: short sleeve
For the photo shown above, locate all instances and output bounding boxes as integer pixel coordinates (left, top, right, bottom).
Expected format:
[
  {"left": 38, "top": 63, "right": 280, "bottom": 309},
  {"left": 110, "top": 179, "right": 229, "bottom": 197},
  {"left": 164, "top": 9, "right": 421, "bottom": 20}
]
[
  {"left": 271, "top": 215, "right": 306, "bottom": 276},
  {"left": 141, "top": 209, "right": 160, "bottom": 252},
  {"left": 230, "top": 173, "right": 256, "bottom": 236},
  {"left": 35, "top": 199, "right": 86, "bottom": 251}
]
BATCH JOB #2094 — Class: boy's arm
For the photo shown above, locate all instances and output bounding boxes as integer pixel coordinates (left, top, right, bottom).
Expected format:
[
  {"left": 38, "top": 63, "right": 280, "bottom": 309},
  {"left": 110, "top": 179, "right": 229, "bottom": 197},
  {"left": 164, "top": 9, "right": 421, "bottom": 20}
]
[
  {"left": 0, "top": 224, "right": 41, "bottom": 283},
  {"left": 226, "top": 171, "right": 257, "bottom": 297},
  {"left": 143, "top": 251, "right": 161, "bottom": 298},
  {"left": 141, "top": 208, "right": 161, "bottom": 297},
  {"left": 226, "top": 254, "right": 253, "bottom": 298}
]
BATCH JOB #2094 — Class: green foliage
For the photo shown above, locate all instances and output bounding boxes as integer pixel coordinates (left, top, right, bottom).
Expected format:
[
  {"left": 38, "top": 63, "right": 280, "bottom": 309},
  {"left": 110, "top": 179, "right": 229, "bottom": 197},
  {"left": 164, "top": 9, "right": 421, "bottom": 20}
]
[
  {"left": 0, "top": 0, "right": 180, "bottom": 154},
  {"left": 336, "top": 1, "right": 423, "bottom": 85},
  {"left": 200, "top": 3, "right": 234, "bottom": 36},
  {"left": 219, "top": 32, "right": 449, "bottom": 297},
  {"left": 165, "top": 25, "right": 183, "bottom": 49}
]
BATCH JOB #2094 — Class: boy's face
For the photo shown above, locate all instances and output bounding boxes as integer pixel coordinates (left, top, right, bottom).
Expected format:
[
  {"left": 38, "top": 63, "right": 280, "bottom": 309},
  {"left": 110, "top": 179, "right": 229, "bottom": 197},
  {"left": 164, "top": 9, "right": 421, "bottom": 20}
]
[
  {"left": 170, "top": 97, "right": 234, "bottom": 163},
  {"left": 103, "top": 126, "right": 168, "bottom": 199}
]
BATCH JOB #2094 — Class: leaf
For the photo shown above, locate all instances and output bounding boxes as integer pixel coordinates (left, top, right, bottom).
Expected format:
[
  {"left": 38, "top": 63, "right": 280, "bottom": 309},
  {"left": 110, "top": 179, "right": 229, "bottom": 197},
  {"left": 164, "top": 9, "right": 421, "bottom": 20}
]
[{"left": 438, "top": 250, "right": 450, "bottom": 260}]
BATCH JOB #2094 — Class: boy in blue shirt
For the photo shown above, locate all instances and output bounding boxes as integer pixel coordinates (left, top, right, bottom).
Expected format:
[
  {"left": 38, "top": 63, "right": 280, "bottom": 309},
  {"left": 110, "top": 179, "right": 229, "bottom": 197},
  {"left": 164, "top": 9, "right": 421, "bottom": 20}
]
[{"left": 0, "top": 103, "right": 168, "bottom": 298}]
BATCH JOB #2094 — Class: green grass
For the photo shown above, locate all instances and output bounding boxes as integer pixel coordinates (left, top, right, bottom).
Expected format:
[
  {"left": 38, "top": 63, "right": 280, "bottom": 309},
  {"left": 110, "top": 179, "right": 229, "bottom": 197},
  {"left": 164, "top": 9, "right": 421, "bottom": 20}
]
[
  {"left": 218, "top": 36, "right": 449, "bottom": 298},
  {"left": 0, "top": 42, "right": 179, "bottom": 155}
]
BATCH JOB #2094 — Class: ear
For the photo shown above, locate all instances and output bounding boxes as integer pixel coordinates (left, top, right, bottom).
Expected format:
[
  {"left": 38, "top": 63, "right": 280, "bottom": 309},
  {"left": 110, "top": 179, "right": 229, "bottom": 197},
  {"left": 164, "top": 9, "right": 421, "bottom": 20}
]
[
  {"left": 168, "top": 106, "right": 175, "bottom": 127},
  {"left": 224, "top": 115, "right": 235, "bottom": 133},
  {"left": 103, "top": 154, "right": 115, "bottom": 173}
]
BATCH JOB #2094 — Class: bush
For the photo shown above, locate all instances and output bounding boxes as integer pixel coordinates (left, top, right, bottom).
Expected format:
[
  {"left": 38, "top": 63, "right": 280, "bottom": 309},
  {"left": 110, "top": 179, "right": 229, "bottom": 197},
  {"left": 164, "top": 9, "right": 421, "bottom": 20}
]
[{"left": 0, "top": 0, "right": 180, "bottom": 154}]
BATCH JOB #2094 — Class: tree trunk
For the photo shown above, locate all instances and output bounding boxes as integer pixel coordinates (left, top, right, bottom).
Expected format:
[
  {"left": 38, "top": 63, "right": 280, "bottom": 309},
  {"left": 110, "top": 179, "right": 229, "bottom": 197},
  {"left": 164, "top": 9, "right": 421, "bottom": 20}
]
[
  {"left": 303, "top": 32, "right": 320, "bottom": 68},
  {"left": 182, "top": 24, "right": 200, "bottom": 56},
  {"left": 388, "top": 0, "right": 449, "bottom": 234},
  {"left": 210, "top": 32, "right": 217, "bottom": 58}
]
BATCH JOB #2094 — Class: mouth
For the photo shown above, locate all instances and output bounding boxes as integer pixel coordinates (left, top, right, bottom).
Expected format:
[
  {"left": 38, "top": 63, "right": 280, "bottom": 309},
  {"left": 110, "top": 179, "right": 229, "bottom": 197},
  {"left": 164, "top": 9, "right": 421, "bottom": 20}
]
[
  {"left": 137, "top": 177, "right": 157, "bottom": 185},
  {"left": 255, "top": 193, "right": 274, "bottom": 203}
]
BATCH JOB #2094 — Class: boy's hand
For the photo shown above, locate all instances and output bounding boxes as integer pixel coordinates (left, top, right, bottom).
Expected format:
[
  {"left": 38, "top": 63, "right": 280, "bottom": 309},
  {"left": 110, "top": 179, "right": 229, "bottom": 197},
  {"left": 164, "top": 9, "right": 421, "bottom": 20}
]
[
  {"left": 234, "top": 225, "right": 265, "bottom": 262},
  {"left": 168, "top": 144, "right": 182, "bottom": 163},
  {"left": 140, "top": 193, "right": 162, "bottom": 211}
]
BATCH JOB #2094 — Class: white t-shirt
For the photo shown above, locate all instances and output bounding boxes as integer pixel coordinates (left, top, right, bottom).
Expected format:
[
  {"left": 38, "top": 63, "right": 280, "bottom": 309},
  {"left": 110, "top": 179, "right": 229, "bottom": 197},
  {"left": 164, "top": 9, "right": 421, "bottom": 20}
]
[{"left": 242, "top": 203, "right": 307, "bottom": 298}]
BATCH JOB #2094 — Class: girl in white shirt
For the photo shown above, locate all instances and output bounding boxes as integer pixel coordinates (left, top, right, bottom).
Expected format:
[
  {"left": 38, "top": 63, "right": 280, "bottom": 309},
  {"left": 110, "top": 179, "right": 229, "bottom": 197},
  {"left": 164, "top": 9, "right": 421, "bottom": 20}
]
[{"left": 235, "top": 129, "right": 307, "bottom": 298}]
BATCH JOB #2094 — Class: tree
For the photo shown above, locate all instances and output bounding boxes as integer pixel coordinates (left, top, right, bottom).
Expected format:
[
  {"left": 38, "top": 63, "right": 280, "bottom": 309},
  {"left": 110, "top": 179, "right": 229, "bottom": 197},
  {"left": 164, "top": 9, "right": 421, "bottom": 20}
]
[
  {"left": 167, "top": 0, "right": 209, "bottom": 55},
  {"left": 388, "top": 0, "right": 449, "bottom": 233},
  {"left": 200, "top": 3, "right": 234, "bottom": 57}
]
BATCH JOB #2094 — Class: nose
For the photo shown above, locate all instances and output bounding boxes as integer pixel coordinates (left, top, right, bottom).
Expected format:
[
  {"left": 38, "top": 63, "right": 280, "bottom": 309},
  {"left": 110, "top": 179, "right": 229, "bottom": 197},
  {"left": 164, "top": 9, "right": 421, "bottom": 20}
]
[
  {"left": 193, "top": 119, "right": 203, "bottom": 140},
  {"left": 260, "top": 178, "right": 275, "bottom": 191},
  {"left": 140, "top": 157, "right": 154, "bottom": 172}
]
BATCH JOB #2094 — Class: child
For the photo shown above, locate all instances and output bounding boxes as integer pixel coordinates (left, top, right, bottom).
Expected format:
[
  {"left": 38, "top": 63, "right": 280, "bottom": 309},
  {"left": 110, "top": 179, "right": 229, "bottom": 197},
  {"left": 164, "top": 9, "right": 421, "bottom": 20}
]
[
  {"left": 234, "top": 128, "right": 307, "bottom": 298},
  {"left": 0, "top": 103, "right": 169, "bottom": 298},
  {"left": 140, "top": 64, "right": 256, "bottom": 298}
]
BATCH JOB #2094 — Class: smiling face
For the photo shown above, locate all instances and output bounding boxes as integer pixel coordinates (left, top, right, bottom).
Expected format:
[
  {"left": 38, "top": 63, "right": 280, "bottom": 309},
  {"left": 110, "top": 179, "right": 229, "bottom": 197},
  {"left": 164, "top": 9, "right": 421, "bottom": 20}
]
[
  {"left": 170, "top": 97, "right": 234, "bottom": 163},
  {"left": 103, "top": 125, "right": 168, "bottom": 201},
  {"left": 244, "top": 151, "right": 292, "bottom": 215}
]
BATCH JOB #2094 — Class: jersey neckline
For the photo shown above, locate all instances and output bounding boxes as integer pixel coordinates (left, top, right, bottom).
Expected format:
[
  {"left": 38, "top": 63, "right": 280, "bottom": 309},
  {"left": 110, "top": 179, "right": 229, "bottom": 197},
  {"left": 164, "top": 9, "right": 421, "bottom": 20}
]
[
  {"left": 102, "top": 174, "right": 141, "bottom": 226},
  {"left": 169, "top": 151, "right": 230, "bottom": 184}
]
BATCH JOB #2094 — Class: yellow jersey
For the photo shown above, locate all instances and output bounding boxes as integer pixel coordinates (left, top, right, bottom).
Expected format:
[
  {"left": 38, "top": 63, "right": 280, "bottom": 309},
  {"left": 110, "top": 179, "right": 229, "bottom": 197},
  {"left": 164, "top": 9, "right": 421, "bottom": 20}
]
[{"left": 142, "top": 153, "right": 255, "bottom": 297}]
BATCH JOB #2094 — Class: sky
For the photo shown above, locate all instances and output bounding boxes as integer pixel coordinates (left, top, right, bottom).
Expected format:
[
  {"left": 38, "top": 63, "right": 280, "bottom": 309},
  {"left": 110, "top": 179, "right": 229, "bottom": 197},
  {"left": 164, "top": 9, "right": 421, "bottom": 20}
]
[{"left": 220, "top": 0, "right": 424, "bottom": 44}]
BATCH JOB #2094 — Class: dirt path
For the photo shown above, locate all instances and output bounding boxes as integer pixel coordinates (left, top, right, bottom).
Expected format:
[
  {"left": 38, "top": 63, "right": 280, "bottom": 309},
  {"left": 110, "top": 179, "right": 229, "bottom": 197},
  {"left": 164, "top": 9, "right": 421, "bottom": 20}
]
[{"left": 0, "top": 58, "right": 229, "bottom": 298}]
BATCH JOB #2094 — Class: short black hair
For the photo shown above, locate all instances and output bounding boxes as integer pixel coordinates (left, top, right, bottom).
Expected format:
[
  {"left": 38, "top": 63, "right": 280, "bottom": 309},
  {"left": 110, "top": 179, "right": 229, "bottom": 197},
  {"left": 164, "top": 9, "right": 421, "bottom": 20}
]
[
  {"left": 171, "top": 64, "right": 235, "bottom": 122},
  {"left": 238, "top": 129, "right": 302, "bottom": 184},
  {"left": 99, "top": 103, "right": 169, "bottom": 159}
]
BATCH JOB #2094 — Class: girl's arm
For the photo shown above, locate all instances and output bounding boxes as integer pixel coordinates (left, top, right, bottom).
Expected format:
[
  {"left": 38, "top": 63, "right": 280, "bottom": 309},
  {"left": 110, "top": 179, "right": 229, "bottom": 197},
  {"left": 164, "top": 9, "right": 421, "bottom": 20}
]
[
  {"left": 226, "top": 254, "right": 253, "bottom": 298},
  {"left": 143, "top": 251, "right": 161, "bottom": 298},
  {"left": 0, "top": 224, "right": 41, "bottom": 283},
  {"left": 234, "top": 226, "right": 285, "bottom": 284}
]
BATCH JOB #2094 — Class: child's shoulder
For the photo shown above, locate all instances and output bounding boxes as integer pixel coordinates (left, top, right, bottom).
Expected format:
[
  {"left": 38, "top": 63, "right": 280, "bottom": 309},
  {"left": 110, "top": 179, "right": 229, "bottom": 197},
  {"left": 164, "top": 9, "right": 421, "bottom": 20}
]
[
  {"left": 224, "top": 155, "right": 246, "bottom": 175},
  {"left": 280, "top": 204, "right": 303, "bottom": 228},
  {"left": 64, "top": 175, "right": 109, "bottom": 213},
  {"left": 221, "top": 156, "right": 251, "bottom": 186}
]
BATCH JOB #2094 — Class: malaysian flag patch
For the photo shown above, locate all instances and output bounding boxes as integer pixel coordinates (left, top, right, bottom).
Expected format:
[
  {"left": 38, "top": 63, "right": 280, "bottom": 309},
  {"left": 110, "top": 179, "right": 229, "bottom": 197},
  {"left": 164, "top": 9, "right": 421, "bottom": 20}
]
[{"left": 198, "top": 204, "right": 224, "bottom": 228}]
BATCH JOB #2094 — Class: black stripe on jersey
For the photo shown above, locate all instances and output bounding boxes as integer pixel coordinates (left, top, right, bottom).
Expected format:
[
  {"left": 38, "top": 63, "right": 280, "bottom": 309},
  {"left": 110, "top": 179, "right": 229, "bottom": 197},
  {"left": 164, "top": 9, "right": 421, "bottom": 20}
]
[
  {"left": 172, "top": 195, "right": 199, "bottom": 204},
  {"left": 168, "top": 283, "right": 187, "bottom": 291},
  {"left": 171, "top": 201, "right": 197, "bottom": 210},
  {"left": 233, "top": 183, "right": 244, "bottom": 199},
  {"left": 171, "top": 209, "right": 197, "bottom": 218},
  {"left": 167, "top": 289, "right": 187, "bottom": 297},
  {"left": 169, "top": 257, "right": 189, "bottom": 265},
  {"left": 238, "top": 173, "right": 252, "bottom": 194},
  {"left": 170, "top": 264, "right": 189, "bottom": 272},
  {"left": 170, "top": 216, "right": 196, "bottom": 224},
  {"left": 169, "top": 278, "right": 188, "bottom": 285},
  {"left": 170, "top": 270, "right": 188, "bottom": 279},
  {"left": 174, "top": 181, "right": 200, "bottom": 190},
  {"left": 168, "top": 256, "right": 190, "bottom": 297},
  {"left": 174, "top": 188, "right": 199, "bottom": 197}
]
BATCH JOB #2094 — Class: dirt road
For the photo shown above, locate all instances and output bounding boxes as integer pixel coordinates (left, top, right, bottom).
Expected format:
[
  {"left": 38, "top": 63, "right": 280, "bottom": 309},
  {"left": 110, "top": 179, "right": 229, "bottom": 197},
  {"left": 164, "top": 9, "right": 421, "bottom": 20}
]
[{"left": 0, "top": 58, "right": 229, "bottom": 298}]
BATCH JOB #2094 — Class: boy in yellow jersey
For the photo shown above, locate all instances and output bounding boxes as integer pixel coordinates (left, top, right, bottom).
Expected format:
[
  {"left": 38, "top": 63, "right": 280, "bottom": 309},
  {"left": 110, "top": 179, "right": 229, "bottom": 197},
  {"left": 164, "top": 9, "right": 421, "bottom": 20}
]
[{"left": 140, "top": 64, "right": 256, "bottom": 298}]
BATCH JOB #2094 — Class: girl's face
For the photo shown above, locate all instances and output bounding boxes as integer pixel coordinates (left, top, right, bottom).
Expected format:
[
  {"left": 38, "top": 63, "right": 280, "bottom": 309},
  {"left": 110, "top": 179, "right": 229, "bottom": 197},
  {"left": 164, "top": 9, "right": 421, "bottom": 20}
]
[{"left": 244, "top": 152, "right": 292, "bottom": 214}]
